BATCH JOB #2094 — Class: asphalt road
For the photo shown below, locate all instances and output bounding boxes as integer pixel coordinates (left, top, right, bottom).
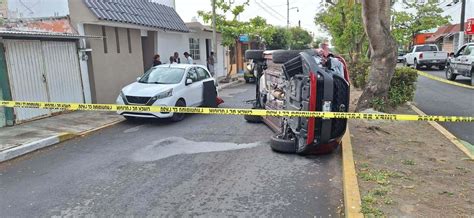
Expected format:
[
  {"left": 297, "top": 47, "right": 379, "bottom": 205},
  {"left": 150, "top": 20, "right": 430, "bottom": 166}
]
[
  {"left": 414, "top": 68, "right": 474, "bottom": 144},
  {"left": 0, "top": 83, "right": 343, "bottom": 217}
]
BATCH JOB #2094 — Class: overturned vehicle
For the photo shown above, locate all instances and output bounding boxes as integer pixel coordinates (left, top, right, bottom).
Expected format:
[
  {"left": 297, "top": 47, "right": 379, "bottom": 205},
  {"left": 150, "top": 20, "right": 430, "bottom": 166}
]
[{"left": 244, "top": 49, "right": 350, "bottom": 154}]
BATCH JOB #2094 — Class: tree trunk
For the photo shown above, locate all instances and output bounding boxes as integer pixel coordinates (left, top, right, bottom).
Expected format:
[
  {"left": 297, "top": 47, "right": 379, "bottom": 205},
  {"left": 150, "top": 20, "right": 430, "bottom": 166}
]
[{"left": 356, "top": 0, "right": 397, "bottom": 111}]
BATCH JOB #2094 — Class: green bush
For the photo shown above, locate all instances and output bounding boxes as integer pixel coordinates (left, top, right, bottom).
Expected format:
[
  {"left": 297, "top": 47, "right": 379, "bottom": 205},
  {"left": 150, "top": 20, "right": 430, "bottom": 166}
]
[
  {"left": 348, "top": 60, "right": 370, "bottom": 88},
  {"left": 388, "top": 67, "right": 418, "bottom": 107},
  {"left": 349, "top": 63, "right": 418, "bottom": 110}
]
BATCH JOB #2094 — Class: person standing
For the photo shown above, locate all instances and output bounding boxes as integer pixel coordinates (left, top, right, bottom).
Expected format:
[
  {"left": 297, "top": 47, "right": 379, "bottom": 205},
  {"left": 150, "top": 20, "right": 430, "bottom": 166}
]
[
  {"left": 183, "top": 52, "right": 194, "bottom": 64},
  {"left": 153, "top": 54, "right": 162, "bottom": 66},
  {"left": 173, "top": 52, "right": 181, "bottom": 64},
  {"left": 207, "top": 52, "right": 215, "bottom": 76}
]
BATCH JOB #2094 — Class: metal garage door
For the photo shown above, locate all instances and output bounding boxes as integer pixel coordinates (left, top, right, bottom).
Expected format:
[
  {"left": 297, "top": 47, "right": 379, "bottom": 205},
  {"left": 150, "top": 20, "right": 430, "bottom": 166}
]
[
  {"left": 4, "top": 40, "right": 84, "bottom": 123},
  {"left": 42, "top": 41, "right": 84, "bottom": 112},
  {"left": 4, "top": 40, "right": 51, "bottom": 121}
]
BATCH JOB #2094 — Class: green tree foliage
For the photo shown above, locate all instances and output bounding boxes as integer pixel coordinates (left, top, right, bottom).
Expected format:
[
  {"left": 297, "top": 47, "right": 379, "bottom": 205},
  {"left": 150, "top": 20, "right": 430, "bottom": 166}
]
[
  {"left": 392, "top": 1, "right": 450, "bottom": 49},
  {"left": 266, "top": 27, "right": 291, "bottom": 50},
  {"left": 315, "top": 1, "right": 366, "bottom": 62},
  {"left": 289, "top": 27, "right": 313, "bottom": 50},
  {"left": 198, "top": 0, "right": 274, "bottom": 47}
]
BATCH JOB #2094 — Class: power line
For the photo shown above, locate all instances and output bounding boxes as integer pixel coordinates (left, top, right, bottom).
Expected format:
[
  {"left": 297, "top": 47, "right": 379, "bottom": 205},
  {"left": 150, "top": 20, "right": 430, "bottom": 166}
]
[
  {"left": 254, "top": 0, "right": 285, "bottom": 21},
  {"left": 259, "top": 0, "right": 286, "bottom": 19}
]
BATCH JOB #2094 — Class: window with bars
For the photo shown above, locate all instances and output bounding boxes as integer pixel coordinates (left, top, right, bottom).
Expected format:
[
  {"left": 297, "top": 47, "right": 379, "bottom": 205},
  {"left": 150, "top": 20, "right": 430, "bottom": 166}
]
[{"left": 189, "top": 38, "right": 200, "bottom": 60}]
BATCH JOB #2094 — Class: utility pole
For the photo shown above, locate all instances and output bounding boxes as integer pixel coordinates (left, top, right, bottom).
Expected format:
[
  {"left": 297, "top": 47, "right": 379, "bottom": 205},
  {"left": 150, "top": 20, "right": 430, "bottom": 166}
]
[
  {"left": 458, "top": 0, "right": 466, "bottom": 50},
  {"left": 287, "top": 0, "right": 290, "bottom": 29},
  {"left": 212, "top": 0, "right": 218, "bottom": 79}
]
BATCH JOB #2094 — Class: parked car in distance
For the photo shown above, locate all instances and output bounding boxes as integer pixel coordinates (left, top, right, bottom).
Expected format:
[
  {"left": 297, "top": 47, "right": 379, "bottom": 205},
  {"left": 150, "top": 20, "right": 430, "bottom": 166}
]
[
  {"left": 446, "top": 42, "right": 474, "bottom": 86},
  {"left": 404, "top": 44, "right": 448, "bottom": 70},
  {"left": 397, "top": 51, "right": 406, "bottom": 63},
  {"left": 116, "top": 64, "right": 216, "bottom": 121}
]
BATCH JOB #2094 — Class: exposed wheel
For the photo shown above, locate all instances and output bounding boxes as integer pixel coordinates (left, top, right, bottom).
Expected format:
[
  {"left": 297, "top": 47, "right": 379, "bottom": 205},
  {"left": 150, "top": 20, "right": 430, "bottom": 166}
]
[
  {"left": 270, "top": 134, "right": 297, "bottom": 153},
  {"left": 445, "top": 67, "right": 457, "bottom": 81},
  {"left": 245, "top": 50, "right": 264, "bottom": 61},
  {"left": 171, "top": 99, "right": 186, "bottom": 122},
  {"left": 438, "top": 65, "right": 445, "bottom": 70},
  {"left": 244, "top": 114, "right": 262, "bottom": 123},
  {"left": 272, "top": 50, "right": 302, "bottom": 64},
  {"left": 245, "top": 77, "right": 251, "bottom": 83}
]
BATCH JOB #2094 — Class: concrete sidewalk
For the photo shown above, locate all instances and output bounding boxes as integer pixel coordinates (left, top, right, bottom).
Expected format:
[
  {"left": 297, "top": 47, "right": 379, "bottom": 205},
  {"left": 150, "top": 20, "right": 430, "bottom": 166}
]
[
  {"left": 0, "top": 78, "right": 245, "bottom": 162},
  {"left": 0, "top": 111, "right": 124, "bottom": 162}
]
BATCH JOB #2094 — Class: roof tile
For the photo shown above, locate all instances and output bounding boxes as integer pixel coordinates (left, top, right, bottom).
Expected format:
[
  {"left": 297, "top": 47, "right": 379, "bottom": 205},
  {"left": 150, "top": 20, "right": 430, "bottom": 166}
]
[{"left": 84, "top": 0, "right": 189, "bottom": 32}]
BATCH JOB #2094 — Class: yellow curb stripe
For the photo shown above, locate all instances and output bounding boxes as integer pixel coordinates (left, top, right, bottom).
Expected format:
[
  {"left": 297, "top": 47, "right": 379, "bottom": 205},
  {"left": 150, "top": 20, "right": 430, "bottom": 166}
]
[
  {"left": 417, "top": 71, "right": 474, "bottom": 90},
  {"left": 409, "top": 103, "right": 474, "bottom": 160},
  {"left": 342, "top": 128, "right": 364, "bottom": 218}
]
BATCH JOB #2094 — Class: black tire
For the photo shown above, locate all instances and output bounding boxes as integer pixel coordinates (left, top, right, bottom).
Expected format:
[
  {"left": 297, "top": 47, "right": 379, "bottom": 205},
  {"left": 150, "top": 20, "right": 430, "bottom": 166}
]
[
  {"left": 438, "top": 65, "right": 445, "bottom": 70},
  {"left": 245, "top": 77, "right": 250, "bottom": 83},
  {"left": 446, "top": 67, "right": 457, "bottom": 81},
  {"left": 171, "top": 99, "right": 186, "bottom": 122},
  {"left": 270, "top": 134, "right": 297, "bottom": 153},
  {"left": 272, "top": 50, "right": 302, "bottom": 64},
  {"left": 245, "top": 50, "right": 264, "bottom": 61},
  {"left": 244, "top": 114, "right": 262, "bottom": 123}
]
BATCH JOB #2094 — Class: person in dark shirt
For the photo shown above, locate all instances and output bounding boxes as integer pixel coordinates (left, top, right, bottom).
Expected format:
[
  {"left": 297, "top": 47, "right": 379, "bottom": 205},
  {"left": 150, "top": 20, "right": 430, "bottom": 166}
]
[
  {"left": 153, "top": 54, "right": 162, "bottom": 66},
  {"left": 169, "top": 56, "right": 175, "bottom": 64},
  {"left": 173, "top": 52, "right": 181, "bottom": 64}
]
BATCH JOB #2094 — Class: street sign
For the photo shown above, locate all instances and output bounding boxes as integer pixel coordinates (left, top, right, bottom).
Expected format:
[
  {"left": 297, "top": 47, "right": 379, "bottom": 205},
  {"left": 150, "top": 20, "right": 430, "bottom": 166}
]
[
  {"left": 466, "top": 18, "right": 474, "bottom": 35},
  {"left": 239, "top": 34, "right": 249, "bottom": 42}
]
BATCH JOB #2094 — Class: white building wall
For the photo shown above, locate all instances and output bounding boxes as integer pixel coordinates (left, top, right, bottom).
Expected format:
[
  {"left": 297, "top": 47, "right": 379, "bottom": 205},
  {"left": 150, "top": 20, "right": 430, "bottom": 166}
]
[
  {"left": 156, "top": 29, "right": 227, "bottom": 78},
  {"left": 156, "top": 30, "right": 188, "bottom": 64}
]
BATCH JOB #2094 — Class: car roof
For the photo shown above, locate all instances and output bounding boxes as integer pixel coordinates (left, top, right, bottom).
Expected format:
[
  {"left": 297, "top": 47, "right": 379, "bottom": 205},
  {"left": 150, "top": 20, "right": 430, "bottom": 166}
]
[{"left": 154, "top": 64, "right": 207, "bottom": 69}]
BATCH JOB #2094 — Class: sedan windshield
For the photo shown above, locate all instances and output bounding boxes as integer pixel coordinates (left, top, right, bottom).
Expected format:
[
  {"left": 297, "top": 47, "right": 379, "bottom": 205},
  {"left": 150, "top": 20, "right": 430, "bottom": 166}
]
[{"left": 139, "top": 67, "right": 185, "bottom": 84}]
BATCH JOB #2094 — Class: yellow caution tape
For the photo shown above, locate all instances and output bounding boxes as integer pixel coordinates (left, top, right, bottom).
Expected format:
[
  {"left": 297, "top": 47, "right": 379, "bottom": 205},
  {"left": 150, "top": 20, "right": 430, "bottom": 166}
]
[
  {"left": 1, "top": 100, "right": 473, "bottom": 122},
  {"left": 417, "top": 71, "right": 474, "bottom": 90}
]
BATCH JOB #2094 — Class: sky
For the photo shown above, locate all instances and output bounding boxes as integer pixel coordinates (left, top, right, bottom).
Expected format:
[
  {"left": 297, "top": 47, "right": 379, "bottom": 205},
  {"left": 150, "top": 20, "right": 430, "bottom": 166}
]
[{"left": 6, "top": 0, "right": 474, "bottom": 37}]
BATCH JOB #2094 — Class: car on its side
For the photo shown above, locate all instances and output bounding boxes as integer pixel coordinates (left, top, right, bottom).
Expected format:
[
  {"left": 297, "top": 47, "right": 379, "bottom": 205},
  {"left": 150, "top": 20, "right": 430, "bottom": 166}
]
[
  {"left": 404, "top": 44, "right": 448, "bottom": 70},
  {"left": 446, "top": 43, "right": 474, "bottom": 86},
  {"left": 116, "top": 64, "right": 217, "bottom": 121},
  {"left": 243, "top": 49, "right": 350, "bottom": 155}
]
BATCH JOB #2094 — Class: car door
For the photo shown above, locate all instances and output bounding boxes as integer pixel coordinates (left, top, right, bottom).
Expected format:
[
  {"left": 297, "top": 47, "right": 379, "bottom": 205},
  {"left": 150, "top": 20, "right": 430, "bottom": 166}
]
[
  {"left": 184, "top": 67, "right": 202, "bottom": 106},
  {"left": 460, "top": 45, "right": 474, "bottom": 74},
  {"left": 452, "top": 45, "right": 466, "bottom": 74},
  {"left": 405, "top": 47, "right": 414, "bottom": 64},
  {"left": 195, "top": 67, "right": 213, "bottom": 105}
]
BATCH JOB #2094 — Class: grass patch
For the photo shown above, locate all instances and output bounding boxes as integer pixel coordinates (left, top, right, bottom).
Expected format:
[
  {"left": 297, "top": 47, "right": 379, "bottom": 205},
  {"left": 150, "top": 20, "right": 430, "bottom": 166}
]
[
  {"left": 358, "top": 169, "right": 399, "bottom": 185},
  {"left": 372, "top": 186, "right": 391, "bottom": 196},
  {"left": 361, "top": 193, "right": 384, "bottom": 216},
  {"left": 402, "top": 159, "right": 416, "bottom": 166}
]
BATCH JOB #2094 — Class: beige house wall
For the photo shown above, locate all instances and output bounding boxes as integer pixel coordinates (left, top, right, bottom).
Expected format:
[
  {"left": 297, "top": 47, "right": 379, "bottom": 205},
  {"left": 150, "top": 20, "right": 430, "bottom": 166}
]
[{"left": 84, "top": 24, "right": 144, "bottom": 103}]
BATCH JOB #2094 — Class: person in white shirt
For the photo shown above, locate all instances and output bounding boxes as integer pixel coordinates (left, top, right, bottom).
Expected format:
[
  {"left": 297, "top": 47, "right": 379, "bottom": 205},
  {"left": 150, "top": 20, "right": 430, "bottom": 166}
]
[{"left": 183, "top": 52, "right": 194, "bottom": 64}]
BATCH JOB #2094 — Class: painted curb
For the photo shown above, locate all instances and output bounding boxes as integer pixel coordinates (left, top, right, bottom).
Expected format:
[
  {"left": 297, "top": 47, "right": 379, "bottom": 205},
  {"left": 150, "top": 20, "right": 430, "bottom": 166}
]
[
  {"left": 409, "top": 103, "right": 474, "bottom": 160},
  {"left": 0, "top": 132, "right": 75, "bottom": 162},
  {"left": 342, "top": 128, "right": 364, "bottom": 218},
  {"left": 218, "top": 78, "right": 244, "bottom": 91}
]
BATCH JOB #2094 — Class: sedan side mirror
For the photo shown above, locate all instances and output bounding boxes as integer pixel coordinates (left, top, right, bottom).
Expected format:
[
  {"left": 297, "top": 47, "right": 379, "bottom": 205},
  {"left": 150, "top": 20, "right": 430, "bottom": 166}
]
[
  {"left": 449, "top": 52, "right": 455, "bottom": 58},
  {"left": 186, "top": 78, "right": 193, "bottom": 85},
  {"left": 136, "top": 77, "right": 141, "bottom": 82}
]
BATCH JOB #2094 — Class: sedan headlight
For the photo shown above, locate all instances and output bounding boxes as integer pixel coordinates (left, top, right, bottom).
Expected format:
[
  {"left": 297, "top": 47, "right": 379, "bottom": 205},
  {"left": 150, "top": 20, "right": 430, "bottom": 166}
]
[{"left": 151, "top": 89, "right": 173, "bottom": 101}]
